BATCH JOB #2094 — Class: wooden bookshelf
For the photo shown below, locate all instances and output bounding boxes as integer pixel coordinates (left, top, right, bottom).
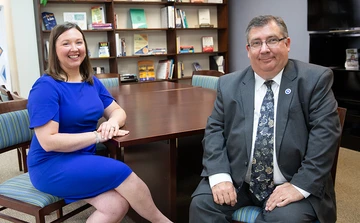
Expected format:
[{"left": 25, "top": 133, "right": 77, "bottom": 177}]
[{"left": 34, "top": 0, "right": 228, "bottom": 83}]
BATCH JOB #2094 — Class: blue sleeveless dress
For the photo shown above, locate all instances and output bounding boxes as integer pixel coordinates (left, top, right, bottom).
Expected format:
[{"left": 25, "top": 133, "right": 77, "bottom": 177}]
[{"left": 27, "top": 75, "right": 132, "bottom": 203}]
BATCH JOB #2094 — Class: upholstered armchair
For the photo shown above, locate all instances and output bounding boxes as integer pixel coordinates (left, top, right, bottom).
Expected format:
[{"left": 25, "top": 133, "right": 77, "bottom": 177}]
[
  {"left": 232, "top": 107, "right": 347, "bottom": 223},
  {"left": 0, "top": 99, "right": 29, "bottom": 172},
  {"left": 0, "top": 99, "right": 91, "bottom": 222},
  {"left": 94, "top": 73, "right": 121, "bottom": 89},
  {"left": 191, "top": 70, "right": 224, "bottom": 90}
]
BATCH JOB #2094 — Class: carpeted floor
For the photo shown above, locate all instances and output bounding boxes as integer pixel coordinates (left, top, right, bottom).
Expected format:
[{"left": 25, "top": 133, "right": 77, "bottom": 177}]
[
  {"left": 334, "top": 147, "right": 360, "bottom": 223},
  {"left": 0, "top": 147, "right": 359, "bottom": 222}
]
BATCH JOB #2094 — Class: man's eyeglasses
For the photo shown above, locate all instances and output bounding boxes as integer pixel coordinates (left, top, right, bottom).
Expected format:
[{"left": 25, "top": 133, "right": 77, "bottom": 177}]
[{"left": 248, "top": 37, "right": 287, "bottom": 49}]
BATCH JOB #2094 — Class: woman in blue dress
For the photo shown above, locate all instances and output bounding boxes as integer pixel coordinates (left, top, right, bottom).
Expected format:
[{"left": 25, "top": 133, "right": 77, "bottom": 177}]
[{"left": 27, "top": 22, "right": 172, "bottom": 223}]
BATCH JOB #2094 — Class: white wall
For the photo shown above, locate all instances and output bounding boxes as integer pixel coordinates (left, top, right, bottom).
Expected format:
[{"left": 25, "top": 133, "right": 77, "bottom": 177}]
[
  {"left": 228, "top": 0, "right": 309, "bottom": 72},
  {"left": 5, "top": 0, "right": 40, "bottom": 98},
  {"left": 0, "top": 0, "right": 17, "bottom": 91}
]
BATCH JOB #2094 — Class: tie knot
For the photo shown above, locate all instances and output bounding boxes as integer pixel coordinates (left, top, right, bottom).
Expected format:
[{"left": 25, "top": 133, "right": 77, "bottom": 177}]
[{"left": 264, "top": 80, "right": 273, "bottom": 89}]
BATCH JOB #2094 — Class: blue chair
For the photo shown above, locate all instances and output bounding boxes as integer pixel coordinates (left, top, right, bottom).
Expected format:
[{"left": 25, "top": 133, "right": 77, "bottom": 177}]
[
  {"left": 0, "top": 99, "right": 29, "bottom": 172},
  {"left": 0, "top": 172, "right": 91, "bottom": 223},
  {"left": 191, "top": 70, "right": 224, "bottom": 90},
  {"left": 232, "top": 107, "right": 347, "bottom": 223},
  {"left": 0, "top": 99, "right": 91, "bottom": 223},
  {"left": 94, "top": 73, "right": 120, "bottom": 89}
]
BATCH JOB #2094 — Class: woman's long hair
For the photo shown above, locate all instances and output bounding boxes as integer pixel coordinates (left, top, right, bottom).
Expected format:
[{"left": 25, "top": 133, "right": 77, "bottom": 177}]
[{"left": 45, "top": 22, "right": 94, "bottom": 84}]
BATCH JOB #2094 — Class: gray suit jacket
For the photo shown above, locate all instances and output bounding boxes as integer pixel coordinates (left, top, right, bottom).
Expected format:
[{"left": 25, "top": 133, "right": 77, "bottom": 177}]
[{"left": 193, "top": 59, "right": 341, "bottom": 223}]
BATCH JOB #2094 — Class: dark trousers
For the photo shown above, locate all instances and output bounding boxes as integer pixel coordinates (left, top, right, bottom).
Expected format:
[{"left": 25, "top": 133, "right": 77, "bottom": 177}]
[{"left": 189, "top": 183, "right": 317, "bottom": 223}]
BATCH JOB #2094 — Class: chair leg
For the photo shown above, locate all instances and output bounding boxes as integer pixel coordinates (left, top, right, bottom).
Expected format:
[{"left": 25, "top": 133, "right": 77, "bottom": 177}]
[
  {"left": 16, "top": 148, "right": 23, "bottom": 171},
  {"left": 21, "top": 147, "right": 28, "bottom": 173},
  {"left": 56, "top": 208, "right": 63, "bottom": 218},
  {"left": 35, "top": 213, "right": 45, "bottom": 223}
]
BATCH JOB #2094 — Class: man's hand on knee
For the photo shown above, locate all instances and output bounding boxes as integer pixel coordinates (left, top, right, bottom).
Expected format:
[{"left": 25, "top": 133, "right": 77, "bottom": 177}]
[
  {"left": 211, "top": 181, "right": 237, "bottom": 206},
  {"left": 265, "top": 182, "right": 304, "bottom": 211}
]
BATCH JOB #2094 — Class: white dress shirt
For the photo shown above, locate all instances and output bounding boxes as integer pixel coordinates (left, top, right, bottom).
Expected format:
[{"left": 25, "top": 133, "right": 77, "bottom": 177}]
[{"left": 209, "top": 70, "right": 310, "bottom": 198}]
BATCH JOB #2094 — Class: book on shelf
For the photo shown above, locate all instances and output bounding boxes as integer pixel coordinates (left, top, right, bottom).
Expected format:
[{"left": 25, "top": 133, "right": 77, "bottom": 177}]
[
  {"left": 148, "top": 48, "right": 166, "bottom": 55},
  {"left": 133, "top": 34, "right": 149, "bottom": 55},
  {"left": 167, "top": 59, "right": 174, "bottom": 79},
  {"left": 93, "top": 66, "right": 105, "bottom": 74},
  {"left": 198, "top": 9, "right": 210, "bottom": 26},
  {"left": 345, "top": 48, "right": 359, "bottom": 70},
  {"left": 114, "top": 13, "right": 118, "bottom": 29},
  {"left": 160, "top": 6, "right": 175, "bottom": 28},
  {"left": 91, "top": 5, "right": 105, "bottom": 24},
  {"left": 176, "top": 36, "right": 181, "bottom": 53},
  {"left": 91, "top": 23, "right": 113, "bottom": 30},
  {"left": 115, "top": 33, "right": 122, "bottom": 57},
  {"left": 192, "top": 62, "right": 202, "bottom": 71},
  {"left": 156, "top": 59, "right": 174, "bottom": 80},
  {"left": 63, "top": 12, "right": 87, "bottom": 30},
  {"left": 209, "top": 55, "right": 225, "bottom": 73},
  {"left": 138, "top": 60, "right": 155, "bottom": 82},
  {"left": 177, "top": 61, "right": 184, "bottom": 78},
  {"left": 175, "top": 9, "right": 182, "bottom": 28},
  {"left": 121, "top": 38, "right": 126, "bottom": 56},
  {"left": 42, "top": 12, "right": 57, "bottom": 30},
  {"left": 176, "top": 9, "right": 183, "bottom": 28},
  {"left": 176, "top": 9, "right": 188, "bottom": 28},
  {"left": 129, "top": 9, "right": 147, "bottom": 29},
  {"left": 115, "top": 34, "right": 126, "bottom": 57},
  {"left": 98, "top": 42, "right": 110, "bottom": 57},
  {"left": 156, "top": 60, "right": 169, "bottom": 80},
  {"left": 179, "top": 45, "right": 194, "bottom": 53},
  {"left": 181, "top": 10, "right": 189, "bottom": 28},
  {"left": 201, "top": 36, "right": 214, "bottom": 52},
  {"left": 169, "top": 61, "right": 175, "bottom": 79},
  {"left": 208, "top": 0, "right": 223, "bottom": 3}
]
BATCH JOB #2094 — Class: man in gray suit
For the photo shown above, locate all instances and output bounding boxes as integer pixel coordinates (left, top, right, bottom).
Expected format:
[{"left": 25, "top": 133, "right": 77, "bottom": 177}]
[{"left": 189, "top": 15, "right": 341, "bottom": 223}]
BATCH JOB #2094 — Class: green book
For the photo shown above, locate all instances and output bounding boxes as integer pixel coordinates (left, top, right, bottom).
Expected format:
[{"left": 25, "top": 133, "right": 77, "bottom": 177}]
[{"left": 129, "top": 9, "right": 147, "bottom": 29}]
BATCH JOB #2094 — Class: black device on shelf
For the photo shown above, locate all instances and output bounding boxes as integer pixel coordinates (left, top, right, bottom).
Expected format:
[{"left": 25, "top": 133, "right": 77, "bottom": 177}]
[
  {"left": 307, "top": 0, "right": 360, "bottom": 31},
  {"left": 120, "top": 74, "right": 138, "bottom": 82}
]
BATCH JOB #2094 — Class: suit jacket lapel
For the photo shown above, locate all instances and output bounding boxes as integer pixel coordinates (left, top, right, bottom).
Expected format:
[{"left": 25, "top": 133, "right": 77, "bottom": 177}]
[
  {"left": 276, "top": 61, "right": 297, "bottom": 157},
  {"left": 239, "top": 69, "right": 255, "bottom": 158}
]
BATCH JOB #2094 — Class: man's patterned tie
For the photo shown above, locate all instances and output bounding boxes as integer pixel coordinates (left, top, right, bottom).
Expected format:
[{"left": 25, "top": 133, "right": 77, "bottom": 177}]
[{"left": 250, "top": 80, "right": 275, "bottom": 201}]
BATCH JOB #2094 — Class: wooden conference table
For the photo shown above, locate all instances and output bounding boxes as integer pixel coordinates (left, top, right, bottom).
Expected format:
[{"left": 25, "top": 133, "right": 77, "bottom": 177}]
[{"left": 105, "top": 81, "right": 217, "bottom": 222}]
